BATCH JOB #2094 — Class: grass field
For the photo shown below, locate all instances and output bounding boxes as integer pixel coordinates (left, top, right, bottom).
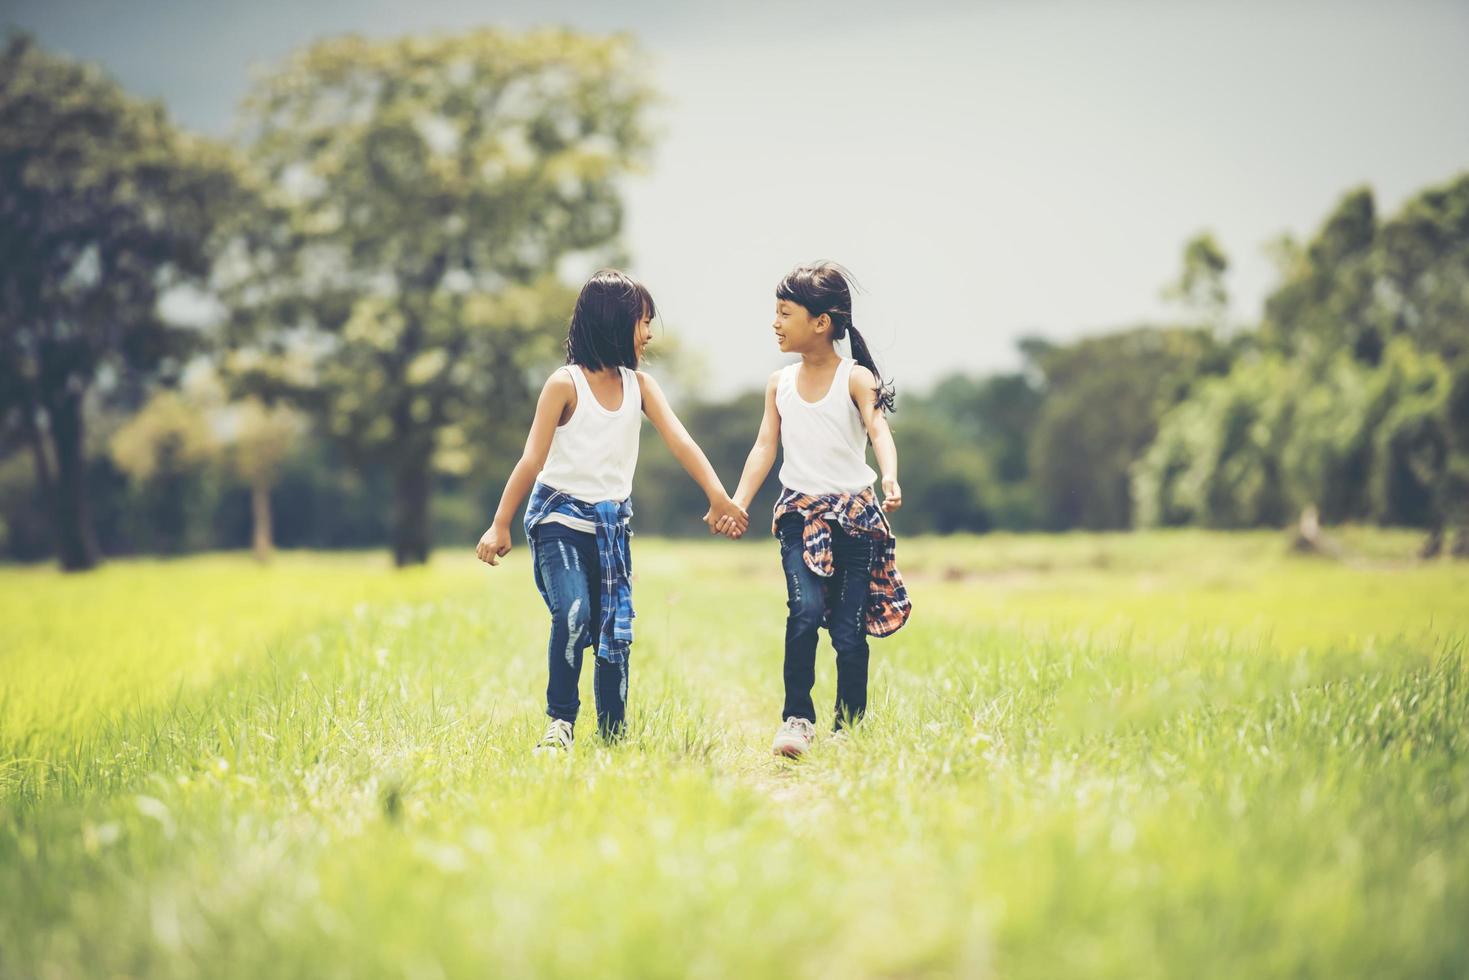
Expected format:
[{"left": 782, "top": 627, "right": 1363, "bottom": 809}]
[{"left": 2, "top": 530, "right": 1467, "bottom": 978}]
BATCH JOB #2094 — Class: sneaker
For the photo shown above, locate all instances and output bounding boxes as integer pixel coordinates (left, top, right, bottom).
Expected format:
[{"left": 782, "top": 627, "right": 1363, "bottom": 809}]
[
  {"left": 771, "top": 716, "right": 816, "bottom": 758},
  {"left": 535, "top": 718, "right": 574, "bottom": 754}
]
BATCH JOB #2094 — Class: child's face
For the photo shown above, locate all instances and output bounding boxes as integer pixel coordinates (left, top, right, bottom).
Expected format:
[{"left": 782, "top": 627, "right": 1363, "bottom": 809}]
[
  {"left": 773, "top": 299, "right": 825, "bottom": 354},
  {"left": 634, "top": 307, "right": 653, "bottom": 363}
]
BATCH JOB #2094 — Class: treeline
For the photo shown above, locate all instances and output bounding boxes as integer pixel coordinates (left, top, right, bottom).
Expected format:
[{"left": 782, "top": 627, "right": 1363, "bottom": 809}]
[
  {"left": 638, "top": 179, "right": 1469, "bottom": 552},
  {"left": 2, "top": 33, "right": 1466, "bottom": 569}
]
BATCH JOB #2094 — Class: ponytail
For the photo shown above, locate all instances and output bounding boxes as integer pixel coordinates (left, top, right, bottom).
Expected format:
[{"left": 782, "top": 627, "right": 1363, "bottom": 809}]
[{"left": 843, "top": 324, "right": 896, "bottom": 414}]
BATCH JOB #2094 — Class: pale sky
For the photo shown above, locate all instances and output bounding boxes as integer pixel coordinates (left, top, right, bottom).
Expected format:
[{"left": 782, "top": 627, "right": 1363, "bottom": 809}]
[{"left": 9, "top": 0, "right": 1469, "bottom": 395}]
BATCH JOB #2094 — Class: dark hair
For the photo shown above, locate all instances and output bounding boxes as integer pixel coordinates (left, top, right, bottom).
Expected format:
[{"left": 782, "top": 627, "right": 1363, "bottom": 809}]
[
  {"left": 775, "top": 262, "right": 896, "bottom": 413},
  {"left": 565, "top": 269, "right": 655, "bottom": 371}
]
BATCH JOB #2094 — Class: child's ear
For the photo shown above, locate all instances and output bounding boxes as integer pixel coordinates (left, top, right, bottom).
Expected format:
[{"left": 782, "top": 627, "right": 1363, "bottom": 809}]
[{"left": 815, "top": 313, "right": 830, "bottom": 334}]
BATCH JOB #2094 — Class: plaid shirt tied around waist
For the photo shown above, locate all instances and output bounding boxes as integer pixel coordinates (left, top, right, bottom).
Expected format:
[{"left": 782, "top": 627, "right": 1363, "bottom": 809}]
[
  {"left": 524, "top": 482, "right": 634, "bottom": 664},
  {"left": 771, "top": 486, "right": 912, "bottom": 638}
]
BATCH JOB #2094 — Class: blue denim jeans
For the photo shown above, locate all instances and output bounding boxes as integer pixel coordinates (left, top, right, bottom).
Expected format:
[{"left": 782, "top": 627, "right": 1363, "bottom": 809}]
[
  {"left": 530, "top": 522, "right": 629, "bottom": 739},
  {"left": 777, "top": 513, "right": 874, "bottom": 729}
]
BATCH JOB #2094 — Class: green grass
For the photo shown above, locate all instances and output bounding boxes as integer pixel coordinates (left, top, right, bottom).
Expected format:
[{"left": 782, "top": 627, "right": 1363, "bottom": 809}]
[{"left": 2, "top": 530, "right": 1466, "bottom": 978}]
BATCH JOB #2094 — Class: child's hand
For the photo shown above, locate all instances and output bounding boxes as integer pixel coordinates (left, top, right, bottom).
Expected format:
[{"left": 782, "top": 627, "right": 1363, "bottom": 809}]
[
  {"left": 881, "top": 476, "right": 903, "bottom": 512},
  {"left": 705, "top": 507, "right": 747, "bottom": 538},
  {"left": 705, "top": 497, "right": 749, "bottom": 539},
  {"left": 476, "top": 523, "right": 512, "bottom": 565}
]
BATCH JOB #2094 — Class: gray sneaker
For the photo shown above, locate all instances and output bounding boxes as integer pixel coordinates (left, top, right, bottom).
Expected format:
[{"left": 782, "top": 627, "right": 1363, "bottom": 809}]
[
  {"left": 771, "top": 716, "right": 816, "bottom": 758},
  {"left": 535, "top": 718, "right": 574, "bottom": 754}
]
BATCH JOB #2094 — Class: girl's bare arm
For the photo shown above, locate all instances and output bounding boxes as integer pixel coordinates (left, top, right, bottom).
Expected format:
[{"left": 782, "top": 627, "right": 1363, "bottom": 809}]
[{"left": 476, "top": 371, "right": 574, "bottom": 565}]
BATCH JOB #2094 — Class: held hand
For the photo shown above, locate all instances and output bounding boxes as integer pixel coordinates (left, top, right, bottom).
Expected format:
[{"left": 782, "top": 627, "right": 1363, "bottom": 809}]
[
  {"left": 704, "top": 509, "right": 746, "bottom": 538},
  {"left": 881, "top": 476, "right": 903, "bottom": 513},
  {"left": 475, "top": 524, "right": 512, "bottom": 565},
  {"left": 706, "top": 497, "right": 749, "bottom": 539}
]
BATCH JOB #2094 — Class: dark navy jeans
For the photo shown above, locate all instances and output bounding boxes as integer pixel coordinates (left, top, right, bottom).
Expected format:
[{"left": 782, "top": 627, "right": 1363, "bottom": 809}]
[
  {"left": 776, "top": 513, "right": 874, "bottom": 729},
  {"left": 530, "top": 522, "right": 629, "bottom": 739}
]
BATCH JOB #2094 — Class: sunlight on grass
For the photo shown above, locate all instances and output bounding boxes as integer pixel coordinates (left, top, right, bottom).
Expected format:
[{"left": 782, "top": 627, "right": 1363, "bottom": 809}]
[{"left": 1, "top": 531, "right": 1465, "bottom": 977}]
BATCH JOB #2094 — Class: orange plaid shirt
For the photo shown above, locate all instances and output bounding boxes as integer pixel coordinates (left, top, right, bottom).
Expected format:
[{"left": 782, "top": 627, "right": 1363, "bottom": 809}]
[{"left": 771, "top": 486, "right": 912, "bottom": 638}]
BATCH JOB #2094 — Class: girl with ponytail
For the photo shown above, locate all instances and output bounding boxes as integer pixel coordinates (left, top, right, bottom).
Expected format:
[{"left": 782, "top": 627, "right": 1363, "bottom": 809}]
[{"left": 721, "top": 262, "right": 912, "bottom": 758}]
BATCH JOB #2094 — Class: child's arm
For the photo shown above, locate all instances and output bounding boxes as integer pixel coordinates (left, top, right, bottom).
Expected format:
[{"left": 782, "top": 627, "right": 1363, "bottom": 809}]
[
  {"left": 475, "top": 371, "right": 575, "bottom": 566},
  {"left": 637, "top": 371, "right": 749, "bottom": 536},
  {"left": 728, "top": 371, "right": 783, "bottom": 525},
  {"left": 850, "top": 365, "right": 901, "bottom": 512}
]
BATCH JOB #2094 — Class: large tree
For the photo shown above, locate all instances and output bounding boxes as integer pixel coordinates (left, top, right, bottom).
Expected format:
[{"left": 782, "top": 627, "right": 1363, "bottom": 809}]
[
  {"left": 0, "top": 35, "right": 249, "bottom": 569},
  {"left": 1264, "top": 174, "right": 1469, "bottom": 365},
  {"left": 228, "top": 29, "right": 655, "bottom": 565}
]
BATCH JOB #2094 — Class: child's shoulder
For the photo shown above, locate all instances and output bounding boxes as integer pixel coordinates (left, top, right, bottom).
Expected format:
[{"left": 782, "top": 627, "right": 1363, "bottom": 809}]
[
  {"left": 538, "top": 367, "right": 578, "bottom": 408},
  {"left": 633, "top": 369, "right": 665, "bottom": 403},
  {"left": 848, "top": 362, "right": 877, "bottom": 388}
]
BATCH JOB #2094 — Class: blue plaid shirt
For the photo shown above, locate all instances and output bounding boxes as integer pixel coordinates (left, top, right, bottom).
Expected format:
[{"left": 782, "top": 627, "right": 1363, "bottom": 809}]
[{"left": 524, "top": 482, "right": 635, "bottom": 664}]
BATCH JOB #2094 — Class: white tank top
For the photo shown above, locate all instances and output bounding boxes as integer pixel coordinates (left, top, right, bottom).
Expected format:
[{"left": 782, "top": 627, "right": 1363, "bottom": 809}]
[
  {"left": 776, "top": 358, "right": 876, "bottom": 495},
  {"left": 537, "top": 365, "right": 642, "bottom": 508}
]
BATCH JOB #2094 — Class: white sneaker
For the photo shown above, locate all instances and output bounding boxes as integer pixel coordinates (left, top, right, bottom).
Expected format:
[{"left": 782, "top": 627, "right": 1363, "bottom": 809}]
[
  {"left": 771, "top": 716, "right": 816, "bottom": 758},
  {"left": 535, "top": 718, "right": 574, "bottom": 754}
]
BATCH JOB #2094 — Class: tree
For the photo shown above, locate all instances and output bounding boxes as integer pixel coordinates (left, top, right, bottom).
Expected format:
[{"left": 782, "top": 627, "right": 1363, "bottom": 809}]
[
  {"left": 891, "top": 414, "right": 995, "bottom": 534},
  {"left": 917, "top": 371, "right": 1042, "bottom": 486},
  {"left": 907, "top": 372, "right": 1042, "bottom": 530},
  {"left": 1133, "top": 357, "right": 1297, "bottom": 529},
  {"left": 227, "top": 398, "right": 301, "bottom": 561},
  {"left": 0, "top": 34, "right": 250, "bottom": 569},
  {"left": 108, "top": 389, "right": 218, "bottom": 554},
  {"left": 1277, "top": 354, "right": 1378, "bottom": 523},
  {"left": 1135, "top": 341, "right": 1466, "bottom": 548},
  {"left": 1139, "top": 174, "right": 1469, "bottom": 551},
  {"left": 1375, "top": 173, "right": 1469, "bottom": 362},
  {"left": 187, "top": 367, "right": 304, "bottom": 561},
  {"left": 1442, "top": 359, "right": 1469, "bottom": 556},
  {"left": 1263, "top": 174, "right": 1469, "bottom": 367},
  {"left": 1263, "top": 187, "right": 1379, "bottom": 363},
  {"left": 228, "top": 29, "right": 655, "bottom": 565},
  {"left": 1163, "top": 231, "right": 1231, "bottom": 330},
  {"left": 1027, "top": 327, "right": 1227, "bottom": 530},
  {"left": 1366, "top": 345, "right": 1447, "bottom": 529}
]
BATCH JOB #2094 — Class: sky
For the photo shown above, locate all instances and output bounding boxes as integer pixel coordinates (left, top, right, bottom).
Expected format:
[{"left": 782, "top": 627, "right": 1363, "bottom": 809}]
[{"left": 7, "top": 0, "right": 1469, "bottom": 395}]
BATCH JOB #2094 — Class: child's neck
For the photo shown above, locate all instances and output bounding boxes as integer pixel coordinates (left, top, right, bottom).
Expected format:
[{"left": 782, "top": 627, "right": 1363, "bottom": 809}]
[{"left": 800, "top": 344, "right": 841, "bottom": 369}]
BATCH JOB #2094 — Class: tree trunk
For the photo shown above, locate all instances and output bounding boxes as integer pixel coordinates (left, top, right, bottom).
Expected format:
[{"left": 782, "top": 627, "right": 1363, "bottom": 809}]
[
  {"left": 47, "top": 389, "right": 101, "bottom": 572},
  {"left": 391, "top": 460, "right": 432, "bottom": 567},
  {"left": 23, "top": 399, "right": 56, "bottom": 500},
  {"left": 1290, "top": 504, "right": 1336, "bottom": 557},
  {"left": 251, "top": 479, "right": 274, "bottom": 563},
  {"left": 1452, "top": 526, "right": 1469, "bottom": 560}
]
